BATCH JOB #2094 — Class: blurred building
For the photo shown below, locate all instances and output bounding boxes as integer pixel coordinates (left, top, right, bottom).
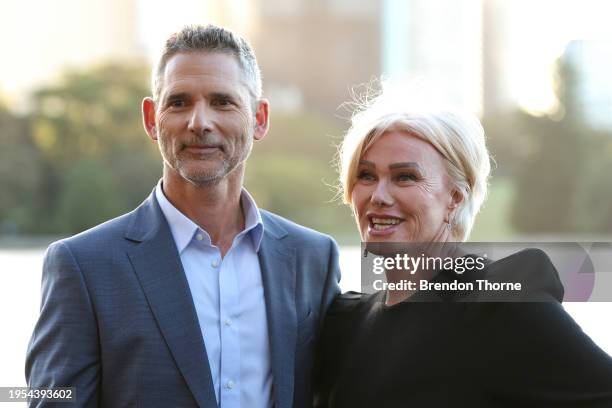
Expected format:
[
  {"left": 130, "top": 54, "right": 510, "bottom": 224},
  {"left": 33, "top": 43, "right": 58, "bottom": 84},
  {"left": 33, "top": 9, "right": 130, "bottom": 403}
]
[
  {"left": 2, "top": 0, "right": 144, "bottom": 110},
  {"left": 481, "top": 0, "right": 515, "bottom": 117},
  {"left": 248, "top": 0, "right": 489, "bottom": 116},
  {"left": 382, "top": 0, "right": 483, "bottom": 114},
  {"left": 250, "top": 0, "right": 382, "bottom": 116},
  {"left": 89, "top": 0, "right": 143, "bottom": 59},
  {"left": 562, "top": 40, "right": 612, "bottom": 130}
]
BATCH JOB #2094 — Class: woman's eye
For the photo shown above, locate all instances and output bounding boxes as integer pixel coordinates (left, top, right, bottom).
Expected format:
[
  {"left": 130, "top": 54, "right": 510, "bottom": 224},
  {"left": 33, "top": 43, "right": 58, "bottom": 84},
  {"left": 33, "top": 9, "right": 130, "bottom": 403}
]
[
  {"left": 170, "top": 100, "right": 185, "bottom": 108},
  {"left": 357, "top": 171, "right": 375, "bottom": 181},
  {"left": 396, "top": 173, "right": 418, "bottom": 182}
]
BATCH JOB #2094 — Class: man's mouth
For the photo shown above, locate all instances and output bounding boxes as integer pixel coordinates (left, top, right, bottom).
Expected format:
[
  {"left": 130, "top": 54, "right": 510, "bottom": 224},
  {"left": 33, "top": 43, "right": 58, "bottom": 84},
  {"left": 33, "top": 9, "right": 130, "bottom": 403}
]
[{"left": 183, "top": 144, "right": 222, "bottom": 154}]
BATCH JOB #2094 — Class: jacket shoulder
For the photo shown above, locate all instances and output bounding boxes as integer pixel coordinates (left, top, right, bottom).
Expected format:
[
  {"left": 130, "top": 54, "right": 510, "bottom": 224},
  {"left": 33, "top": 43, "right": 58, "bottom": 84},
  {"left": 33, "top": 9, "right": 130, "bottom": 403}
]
[
  {"left": 486, "top": 248, "right": 564, "bottom": 301},
  {"left": 260, "top": 209, "right": 336, "bottom": 245},
  {"left": 327, "top": 291, "right": 367, "bottom": 315},
  {"left": 52, "top": 210, "right": 136, "bottom": 253}
]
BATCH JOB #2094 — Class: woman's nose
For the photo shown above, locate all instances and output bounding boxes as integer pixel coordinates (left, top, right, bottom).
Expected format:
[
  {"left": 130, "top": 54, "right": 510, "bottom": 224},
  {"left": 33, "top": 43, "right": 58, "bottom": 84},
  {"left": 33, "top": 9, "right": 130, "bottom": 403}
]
[{"left": 370, "top": 180, "right": 394, "bottom": 207}]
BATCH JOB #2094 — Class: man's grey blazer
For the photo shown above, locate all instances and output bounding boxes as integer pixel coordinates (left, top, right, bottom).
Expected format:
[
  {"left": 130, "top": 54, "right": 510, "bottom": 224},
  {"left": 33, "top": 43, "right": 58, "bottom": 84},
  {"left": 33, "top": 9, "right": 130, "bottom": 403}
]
[{"left": 25, "top": 189, "right": 341, "bottom": 407}]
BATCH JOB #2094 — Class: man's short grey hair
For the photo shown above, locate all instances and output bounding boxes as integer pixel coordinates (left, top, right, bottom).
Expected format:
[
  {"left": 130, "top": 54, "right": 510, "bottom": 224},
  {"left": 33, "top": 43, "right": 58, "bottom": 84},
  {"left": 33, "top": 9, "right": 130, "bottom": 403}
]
[
  {"left": 152, "top": 24, "right": 262, "bottom": 105},
  {"left": 338, "top": 83, "right": 491, "bottom": 242}
]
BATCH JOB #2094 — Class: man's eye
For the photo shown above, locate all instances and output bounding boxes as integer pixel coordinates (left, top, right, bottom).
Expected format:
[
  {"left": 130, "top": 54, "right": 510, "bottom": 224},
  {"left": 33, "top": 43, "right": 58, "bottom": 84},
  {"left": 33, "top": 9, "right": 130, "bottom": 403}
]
[
  {"left": 169, "top": 100, "right": 185, "bottom": 108},
  {"left": 213, "top": 99, "right": 232, "bottom": 106}
]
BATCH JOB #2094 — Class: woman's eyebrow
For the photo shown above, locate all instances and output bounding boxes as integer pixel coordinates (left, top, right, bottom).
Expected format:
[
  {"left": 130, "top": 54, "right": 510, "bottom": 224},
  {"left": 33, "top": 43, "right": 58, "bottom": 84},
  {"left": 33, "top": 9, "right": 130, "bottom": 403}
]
[
  {"left": 358, "top": 160, "right": 375, "bottom": 167},
  {"left": 389, "top": 162, "right": 422, "bottom": 171}
]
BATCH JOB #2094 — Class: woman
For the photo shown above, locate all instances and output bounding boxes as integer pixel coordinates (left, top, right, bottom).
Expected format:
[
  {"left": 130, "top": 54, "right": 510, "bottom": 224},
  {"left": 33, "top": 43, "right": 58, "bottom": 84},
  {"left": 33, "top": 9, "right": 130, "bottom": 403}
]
[{"left": 314, "top": 87, "right": 612, "bottom": 407}]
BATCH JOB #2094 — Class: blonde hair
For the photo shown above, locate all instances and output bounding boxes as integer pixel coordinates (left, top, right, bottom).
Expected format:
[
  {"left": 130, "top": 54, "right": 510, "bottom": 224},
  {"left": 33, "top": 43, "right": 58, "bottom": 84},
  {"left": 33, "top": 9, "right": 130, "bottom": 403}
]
[{"left": 338, "top": 84, "right": 491, "bottom": 241}]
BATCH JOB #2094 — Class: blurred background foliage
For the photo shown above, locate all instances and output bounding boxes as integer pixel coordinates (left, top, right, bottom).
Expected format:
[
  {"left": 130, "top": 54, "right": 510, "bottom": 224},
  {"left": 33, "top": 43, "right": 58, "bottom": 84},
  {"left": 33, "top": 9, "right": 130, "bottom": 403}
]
[
  {"left": 505, "top": 57, "right": 612, "bottom": 236},
  {"left": 1, "top": 53, "right": 611, "bottom": 242},
  {"left": 0, "top": 62, "right": 357, "bottom": 240},
  {"left": 1, "top": 64, "right": 161, "bottom": 235}
]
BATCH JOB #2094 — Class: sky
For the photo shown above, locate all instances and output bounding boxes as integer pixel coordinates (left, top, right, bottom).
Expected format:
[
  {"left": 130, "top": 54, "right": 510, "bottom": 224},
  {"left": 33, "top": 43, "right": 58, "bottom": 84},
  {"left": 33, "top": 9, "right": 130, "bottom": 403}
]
[{"left": 1, "top": 0, "right": 611, "bottom": 113}]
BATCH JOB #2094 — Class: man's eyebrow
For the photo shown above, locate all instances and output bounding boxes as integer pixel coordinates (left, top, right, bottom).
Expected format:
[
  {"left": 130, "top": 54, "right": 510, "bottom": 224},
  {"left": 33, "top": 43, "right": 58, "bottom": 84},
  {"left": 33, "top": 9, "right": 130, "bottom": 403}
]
[
  {"left": 389, "top": 162, "right": 422, "bottom": 171},
  {"left": 209, "top": 91, "right": 240, "bottom": 102},
  {"left": 162, "top": 90, "right": 243, "bottom": 105},
  {"left": 163, "top": 92, "right": 190, "bottom": 103}
]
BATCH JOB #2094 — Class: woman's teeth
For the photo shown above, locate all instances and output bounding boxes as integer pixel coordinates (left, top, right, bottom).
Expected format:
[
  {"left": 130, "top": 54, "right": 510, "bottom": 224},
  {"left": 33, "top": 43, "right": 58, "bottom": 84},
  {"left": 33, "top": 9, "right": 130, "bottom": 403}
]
[{"left": 371, "top": 218, "right": 401, "bottom": 230}]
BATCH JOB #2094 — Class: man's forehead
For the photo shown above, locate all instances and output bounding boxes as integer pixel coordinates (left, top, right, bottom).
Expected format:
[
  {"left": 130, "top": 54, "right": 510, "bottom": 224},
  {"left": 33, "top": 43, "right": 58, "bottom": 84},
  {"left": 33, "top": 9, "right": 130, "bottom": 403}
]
[
  {"left": 161, "top": 51, "right": 249, "bottom": 94},
  {"left": 164, "top": 50, "right": 241, "bottom": 72}
]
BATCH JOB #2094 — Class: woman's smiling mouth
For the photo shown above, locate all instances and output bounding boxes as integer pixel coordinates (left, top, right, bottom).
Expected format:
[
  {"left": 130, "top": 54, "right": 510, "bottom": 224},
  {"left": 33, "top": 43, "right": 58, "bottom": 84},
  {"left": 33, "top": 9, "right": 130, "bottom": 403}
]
[{"left": 367, "top": 214, "right": 404, "bottom": 236}]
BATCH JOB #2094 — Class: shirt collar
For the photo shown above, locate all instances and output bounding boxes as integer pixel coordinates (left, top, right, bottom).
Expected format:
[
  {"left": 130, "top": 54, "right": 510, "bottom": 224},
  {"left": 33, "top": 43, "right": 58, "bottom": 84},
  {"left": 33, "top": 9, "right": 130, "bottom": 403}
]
[{"left": 155, "top": 180, "right": 264, "bottom": 254}]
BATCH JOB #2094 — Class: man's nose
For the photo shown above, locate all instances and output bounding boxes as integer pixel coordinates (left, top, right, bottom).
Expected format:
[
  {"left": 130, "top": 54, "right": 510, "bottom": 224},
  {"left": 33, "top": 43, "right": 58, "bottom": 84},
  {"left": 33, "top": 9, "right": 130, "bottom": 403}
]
[
  {"left": 370, "top": 180, "right": 394, "bottom": 207},
  {"left": 188, "top": 102, "right": 213, "bottom": 134}
]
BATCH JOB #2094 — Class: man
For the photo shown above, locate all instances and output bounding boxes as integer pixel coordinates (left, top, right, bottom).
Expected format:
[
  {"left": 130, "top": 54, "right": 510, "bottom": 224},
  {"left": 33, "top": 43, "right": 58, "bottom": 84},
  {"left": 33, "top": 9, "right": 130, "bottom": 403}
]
[{"left": 26, "top": 24, "right": 341, "bottom": 408}]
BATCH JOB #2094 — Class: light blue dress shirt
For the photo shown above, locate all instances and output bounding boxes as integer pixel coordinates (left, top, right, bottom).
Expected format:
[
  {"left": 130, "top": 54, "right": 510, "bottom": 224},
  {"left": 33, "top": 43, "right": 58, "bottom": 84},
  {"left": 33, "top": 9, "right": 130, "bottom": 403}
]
[{"left": 156, "top": 182, "right": 272, "bottom": 408}]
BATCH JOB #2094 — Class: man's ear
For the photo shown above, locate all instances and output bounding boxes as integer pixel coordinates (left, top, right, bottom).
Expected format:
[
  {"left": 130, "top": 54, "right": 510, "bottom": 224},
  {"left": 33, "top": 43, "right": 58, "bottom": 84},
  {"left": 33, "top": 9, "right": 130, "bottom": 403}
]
[
  {"left": 253, "top": 98, "right": 269, "bottom": 141},
  {"left": 142, "top": 97, "right": 158, "bottom": 141}
]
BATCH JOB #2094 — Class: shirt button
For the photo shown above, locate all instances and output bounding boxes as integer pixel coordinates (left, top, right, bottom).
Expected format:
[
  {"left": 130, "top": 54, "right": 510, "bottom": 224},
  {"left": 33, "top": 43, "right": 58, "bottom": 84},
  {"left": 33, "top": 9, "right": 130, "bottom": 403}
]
[
  {"left": 196, "top": 233, "right": 203, "bottom": 241},
  {"left": 224, "top": 318, "right": 232, "bottom": 327},
  {"left": 211, "top": 259, "right": 219, "bottom": 268},
  {"left": 226, "top": 380, "right": 234, "bottom": 389}
]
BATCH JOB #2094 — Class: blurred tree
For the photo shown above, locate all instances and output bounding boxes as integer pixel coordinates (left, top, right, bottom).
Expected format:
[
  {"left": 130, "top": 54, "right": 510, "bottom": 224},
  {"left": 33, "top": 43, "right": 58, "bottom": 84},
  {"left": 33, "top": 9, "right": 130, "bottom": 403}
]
[
  {"left": 0, "top": 105, "right": 45, "bottom": 233},
  {"left": 31, "top": 64, "right": 153, "bottom": 164},
  {"left": 511, "top": 56, "right": 612, "bottom": 235},
  {"left": 574, "top": 131, "right": 612, "bottom": 231},
  {"left": 27, "top": 62, "right": 161, "bottom": 234},
  {"left": 55, "top": 158, "right": 123, "bottom": 233},
  {"left": 482, "top": 111, "right": 535, "bottom": 178},
  {"left": 3, "top": 65, "right": 359, "bottom": 239},
  {"left": 511, "top": 114, "right": 582, "bottom": 233},
  {"left": 248, "top": 112, "right": 356, "bottom": 240}
]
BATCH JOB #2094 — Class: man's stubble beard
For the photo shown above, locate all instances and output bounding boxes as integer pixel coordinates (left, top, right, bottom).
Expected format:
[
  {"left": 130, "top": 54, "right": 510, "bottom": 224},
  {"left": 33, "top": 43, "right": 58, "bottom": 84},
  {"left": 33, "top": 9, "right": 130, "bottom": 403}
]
[
  {"left": 175, "top": 156, "right": 230, "bottom": 187},
  {"left": 159, "top": 130, "right": 253, "bottom": 188}
]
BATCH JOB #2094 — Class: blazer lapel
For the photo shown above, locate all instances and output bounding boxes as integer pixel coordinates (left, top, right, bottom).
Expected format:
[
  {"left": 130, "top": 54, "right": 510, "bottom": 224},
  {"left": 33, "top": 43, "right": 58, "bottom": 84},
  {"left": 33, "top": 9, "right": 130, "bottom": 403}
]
[
  {"left": 125, "top": 192, "right": 217, "bottom": 407},
  {"left": 258, "top": 215, "right": 297, "bottom": 408}
]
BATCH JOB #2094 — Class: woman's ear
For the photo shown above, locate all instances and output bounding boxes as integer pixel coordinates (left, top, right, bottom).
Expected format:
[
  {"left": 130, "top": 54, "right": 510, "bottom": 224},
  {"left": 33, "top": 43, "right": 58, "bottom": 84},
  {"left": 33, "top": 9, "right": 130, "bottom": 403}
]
[
  {"left": 449, "top": 188, "right": 464, "bottom": 210},
  {"left": 444, "top": 189, "right": 463, "bottom": 226}
]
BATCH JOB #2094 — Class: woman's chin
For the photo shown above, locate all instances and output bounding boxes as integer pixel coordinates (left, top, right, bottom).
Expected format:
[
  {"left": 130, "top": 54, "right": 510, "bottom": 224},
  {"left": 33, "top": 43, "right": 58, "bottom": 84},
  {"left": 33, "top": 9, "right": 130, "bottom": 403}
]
[{"left": 365, "top": 235, "right": 396, "bottom": 243}]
